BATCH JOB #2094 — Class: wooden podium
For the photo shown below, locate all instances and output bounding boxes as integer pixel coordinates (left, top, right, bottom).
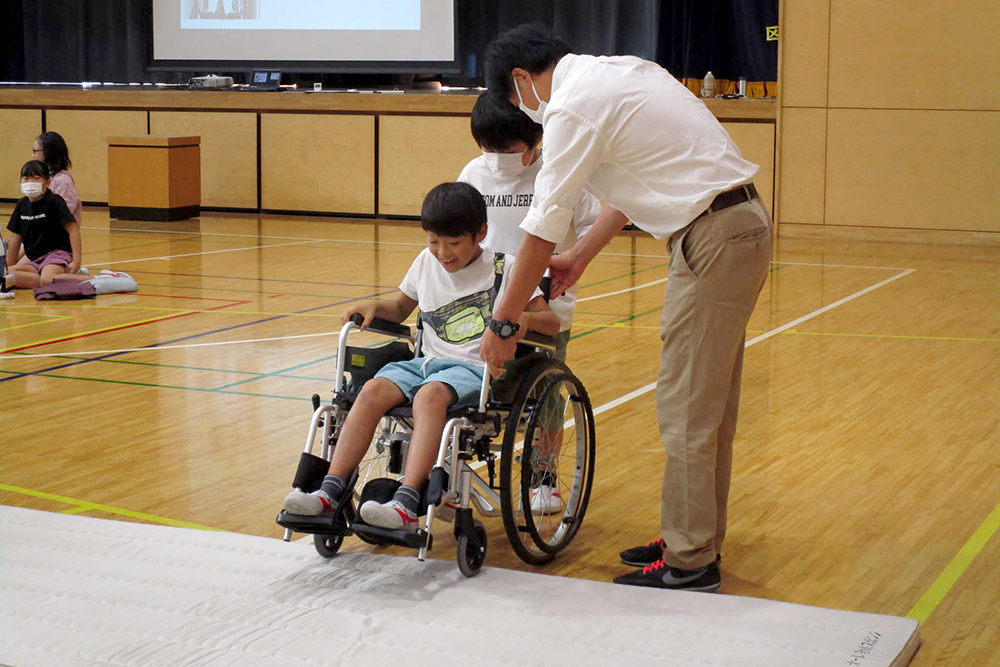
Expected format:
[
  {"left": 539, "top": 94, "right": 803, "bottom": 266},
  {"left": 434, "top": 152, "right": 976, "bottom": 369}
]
[{"left": 108, "top": 135, "right": 200, "bottom": 221}]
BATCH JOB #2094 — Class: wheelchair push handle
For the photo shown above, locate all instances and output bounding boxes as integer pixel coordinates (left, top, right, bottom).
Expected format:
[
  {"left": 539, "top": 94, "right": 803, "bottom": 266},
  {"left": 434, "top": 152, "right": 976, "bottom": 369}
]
[
  {"left": 520, "top": 330, "right": 557, "bottom": 351},
  {"left": 349, "top": 313, "right": 412, "bottom": 339}
]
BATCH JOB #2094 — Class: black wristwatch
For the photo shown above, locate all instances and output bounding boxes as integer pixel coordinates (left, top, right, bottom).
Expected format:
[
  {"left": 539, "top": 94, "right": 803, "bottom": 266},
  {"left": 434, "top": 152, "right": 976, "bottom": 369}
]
[{"left": 489, "top": 318, "right": 520, "bottom": 339}]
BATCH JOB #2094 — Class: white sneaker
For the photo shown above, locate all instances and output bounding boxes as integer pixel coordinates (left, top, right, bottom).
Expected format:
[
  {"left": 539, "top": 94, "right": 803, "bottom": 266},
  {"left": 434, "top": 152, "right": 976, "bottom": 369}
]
[
  {"left": 360, "top": 499, "right": 419, "bottom": 531},
  {"left": 283, "top": 489, "right": 333, "bottom": 516},
  {"left": 91, "top": 270, "right": 138, "bottom": 294},
  {"left": 75, "top": 267, "right": 91, "bottom": 276},
  {"left": 530, "top": 485, "right": 564, "bottom": 514}
]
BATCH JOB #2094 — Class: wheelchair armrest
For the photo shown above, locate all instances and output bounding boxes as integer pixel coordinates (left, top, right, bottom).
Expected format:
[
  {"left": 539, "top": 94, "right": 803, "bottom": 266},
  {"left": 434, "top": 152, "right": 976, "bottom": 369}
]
[
  {"left": 519, "top": 330, "right": 557, "bottom": 351},
  {"left": 350, "top": 314, "right": 412, "bottom": 339}
]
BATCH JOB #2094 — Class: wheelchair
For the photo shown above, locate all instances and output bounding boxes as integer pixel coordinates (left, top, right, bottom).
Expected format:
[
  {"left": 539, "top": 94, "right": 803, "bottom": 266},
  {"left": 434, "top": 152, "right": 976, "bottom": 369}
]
[{"left": 276, "top": 313, "right": 596, "bottom": 577}]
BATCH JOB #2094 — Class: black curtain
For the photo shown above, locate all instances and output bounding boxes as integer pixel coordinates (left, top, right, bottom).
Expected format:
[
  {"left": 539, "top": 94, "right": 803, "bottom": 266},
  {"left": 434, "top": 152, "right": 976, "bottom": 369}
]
[
  {"left": 657, "top": 0, "right": 778, "bottom": 81},
  {"left": 2, "top": 1, "right": 776, "bottom": 85}
]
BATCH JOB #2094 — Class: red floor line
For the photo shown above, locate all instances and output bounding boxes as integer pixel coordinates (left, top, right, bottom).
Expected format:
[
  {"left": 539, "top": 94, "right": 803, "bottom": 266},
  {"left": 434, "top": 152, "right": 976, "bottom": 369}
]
[{"left": 136, "top": 293, "right": 248, "bottom": 303}]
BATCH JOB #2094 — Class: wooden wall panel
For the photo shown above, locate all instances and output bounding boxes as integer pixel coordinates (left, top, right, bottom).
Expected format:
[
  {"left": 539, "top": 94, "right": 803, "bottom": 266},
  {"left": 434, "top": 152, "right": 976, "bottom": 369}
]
[
  {"left": 722, "top": 122, "right": 775, "bottom": 216},
  {"left": 45, "top": 110, "right": 148, "bottom": 204},
  {"left": 779, "top": 0, "right": 831, "bottom": 108},
  {"left": 0, "top": 109, "right": 42, "bottom": 200},
  {"left": 826, "top": 109, "right": 1000, "bottom": 231},
  {"left": 378, "top": 116, "right": 481, "bottom": 217},
  {"left": 150, "top": 111, "right": 256, "bottom": 209},
  {"left": 260, "top": 113, "right": 374, "bottom": 214},
  {"left": 828, "top": 1, "right": 1000, "bottom": 110},
  {"left": 776, "top": 108, "right": 827, "bottom": 225}
]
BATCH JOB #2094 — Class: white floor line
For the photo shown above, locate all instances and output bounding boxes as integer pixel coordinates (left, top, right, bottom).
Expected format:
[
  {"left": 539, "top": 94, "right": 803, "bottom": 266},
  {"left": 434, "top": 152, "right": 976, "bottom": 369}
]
[
  {"left": 588, "top": 268, "right": 916, "bottom": 419},
  {"left": 1, "top": 330, "right": 343, "bottom": 360},
  {"left": 88, "top": 239, "right": 325, "bottom": 266},
  {"left": 577, "top": 277, "right": 668, "bottom": 303},
  {"left": 86, "top": 226, "right": 922, "bottom": 272}
]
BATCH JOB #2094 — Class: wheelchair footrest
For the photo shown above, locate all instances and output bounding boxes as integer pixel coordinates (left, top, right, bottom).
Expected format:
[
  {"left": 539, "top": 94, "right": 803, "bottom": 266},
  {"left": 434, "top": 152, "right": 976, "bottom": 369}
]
[
  {"left": 351, "top": 523, "right": 431, "bottom": 550},
  {"left": 275, "top": 511, "right": 348, "bottom": 536}
]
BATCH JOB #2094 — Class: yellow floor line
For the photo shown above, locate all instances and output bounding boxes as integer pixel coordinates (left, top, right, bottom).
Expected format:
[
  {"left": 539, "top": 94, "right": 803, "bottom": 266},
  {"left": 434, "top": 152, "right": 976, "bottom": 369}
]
[
  {"left": 0, "top": 482, "right": 220, "bottom": 531},
  {"left": 782, "top": 329, "right": 1000, "bottom": 343},
  {"left": 10, "top": 303, "right": 346, "bottom": 318},
  {"left": 0, "top": 312, "right": 193, "bottom": 353},
  {"left": 907, "top": 499, "right": 1000, "bottom": 623},
  {"left": 0, "top": 315, "right": 72, "bottom": 333}
]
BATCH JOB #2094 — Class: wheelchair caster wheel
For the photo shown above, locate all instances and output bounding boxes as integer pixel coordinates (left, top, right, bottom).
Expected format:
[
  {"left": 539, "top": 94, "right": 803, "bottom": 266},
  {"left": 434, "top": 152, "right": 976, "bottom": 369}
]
[
  {"left": 314, "top": 532, "right": 344, "bottom": 558},
  {"left": 456, "top": 520, "right": 487, "bottom": 577}
]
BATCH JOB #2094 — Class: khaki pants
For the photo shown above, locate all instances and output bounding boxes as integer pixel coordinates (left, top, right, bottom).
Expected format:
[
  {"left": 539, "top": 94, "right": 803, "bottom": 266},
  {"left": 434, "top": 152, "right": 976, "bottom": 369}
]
[{"left": 657, "top": 196, "right": 772, "bottom": 570}]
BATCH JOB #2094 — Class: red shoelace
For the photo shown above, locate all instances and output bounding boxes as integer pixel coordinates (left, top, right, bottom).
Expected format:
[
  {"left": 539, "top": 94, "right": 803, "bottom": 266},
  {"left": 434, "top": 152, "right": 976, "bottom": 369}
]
[{"left": 643, "top": 559, "right": 667, "bottom": 575}]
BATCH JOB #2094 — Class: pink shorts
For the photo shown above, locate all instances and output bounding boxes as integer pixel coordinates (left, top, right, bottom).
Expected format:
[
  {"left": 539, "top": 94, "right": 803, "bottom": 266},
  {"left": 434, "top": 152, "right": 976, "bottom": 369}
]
[{"left": 26, "top": 250, "right": 74, "bottom": 272}]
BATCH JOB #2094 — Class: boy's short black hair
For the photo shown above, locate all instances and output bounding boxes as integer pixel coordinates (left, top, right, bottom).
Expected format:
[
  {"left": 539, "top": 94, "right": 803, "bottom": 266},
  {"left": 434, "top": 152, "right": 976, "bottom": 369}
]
[
  {"left": 36, "top": 131, "right": 71, "bottom": 175},
  {"left": 21, "top": 160, "right": 49, "bottom": 180},
  {"left": 485, "top": 23, "right": 571, "bottom": 99},
  {"left": 421, "top": 182, "right": 487, "bottom": 238},
  {"left": 471, "top": 92, "right": 543, "bottom": 151}
]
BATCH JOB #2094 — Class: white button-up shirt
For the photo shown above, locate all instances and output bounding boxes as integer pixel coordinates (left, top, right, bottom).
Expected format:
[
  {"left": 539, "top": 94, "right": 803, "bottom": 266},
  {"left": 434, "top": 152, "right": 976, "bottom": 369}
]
[{"left": 520, "top": 54, "right": 760, "bottom": 242}]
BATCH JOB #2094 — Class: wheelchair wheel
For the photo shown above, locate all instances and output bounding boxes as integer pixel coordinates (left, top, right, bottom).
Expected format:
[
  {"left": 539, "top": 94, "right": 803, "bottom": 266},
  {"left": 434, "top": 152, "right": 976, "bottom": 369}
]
[
  {"left": 355, "top": 416, "right": 408, "bottom": 503},
  {"left": 456, "top": 520, "right": 487, "bottom": 577},
  {"left": 499, "top": 359, "right": 596, "bottom": 566},
  {"left": 314, "top": 532, "right": 344, "bottom": 558}
]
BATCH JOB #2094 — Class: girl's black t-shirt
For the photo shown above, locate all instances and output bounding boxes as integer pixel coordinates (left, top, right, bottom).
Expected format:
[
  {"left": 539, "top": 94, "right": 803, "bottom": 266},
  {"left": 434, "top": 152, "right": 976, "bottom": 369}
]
[{"left": 6, "top": 191, "right": 75, "bottom": 260}]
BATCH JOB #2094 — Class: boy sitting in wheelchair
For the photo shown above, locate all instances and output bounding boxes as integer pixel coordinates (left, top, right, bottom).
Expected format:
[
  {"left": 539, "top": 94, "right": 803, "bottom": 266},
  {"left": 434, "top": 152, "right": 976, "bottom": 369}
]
[{"left": 283, "top": 181, "right": 559, "bottom": 531}]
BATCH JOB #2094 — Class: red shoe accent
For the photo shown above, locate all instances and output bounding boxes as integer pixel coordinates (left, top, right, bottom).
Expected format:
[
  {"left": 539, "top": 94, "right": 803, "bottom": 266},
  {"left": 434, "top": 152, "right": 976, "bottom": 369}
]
[{"left": 394, "top": 507, "right": 419, "bottom": 525}]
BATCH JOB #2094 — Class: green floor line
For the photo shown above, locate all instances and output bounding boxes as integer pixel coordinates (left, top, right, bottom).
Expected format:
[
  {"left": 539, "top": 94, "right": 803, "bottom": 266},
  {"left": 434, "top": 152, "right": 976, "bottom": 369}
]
[
  {"left": 579, "top": 260, "right": 670, "bottom": 289},
  {"left": 0, "top": 368, "right": 311, "bottom": 402},
  {"left": 213, "top": 352, "right": 342, "bottom": 390},
  {"left": 8, "top": 352, "right": 339, "bottom": 382},
  {"left": 0, "top": 482, "right": 221, "bottom": 531},
  {"left": 570, "top": 306, "right": 663, "bottom": 341}
]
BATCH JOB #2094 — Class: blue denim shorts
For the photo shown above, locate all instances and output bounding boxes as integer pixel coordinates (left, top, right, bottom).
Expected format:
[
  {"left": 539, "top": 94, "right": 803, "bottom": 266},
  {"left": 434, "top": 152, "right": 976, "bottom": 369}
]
[{"left": 374, "top": 357, "right": 485, "bottom": 408}]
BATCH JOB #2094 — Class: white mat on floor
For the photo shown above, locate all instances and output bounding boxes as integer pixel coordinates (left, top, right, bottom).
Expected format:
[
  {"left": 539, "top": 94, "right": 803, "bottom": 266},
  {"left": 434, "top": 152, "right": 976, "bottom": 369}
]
[{"left": 0, "top": 505, "right": 919, "bottom": 667}]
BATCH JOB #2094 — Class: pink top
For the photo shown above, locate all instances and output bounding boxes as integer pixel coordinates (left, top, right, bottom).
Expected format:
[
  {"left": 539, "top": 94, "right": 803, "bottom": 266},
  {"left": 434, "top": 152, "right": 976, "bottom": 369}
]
[{"left": 49, "top": 170, "right": 82, "bottom": 224}]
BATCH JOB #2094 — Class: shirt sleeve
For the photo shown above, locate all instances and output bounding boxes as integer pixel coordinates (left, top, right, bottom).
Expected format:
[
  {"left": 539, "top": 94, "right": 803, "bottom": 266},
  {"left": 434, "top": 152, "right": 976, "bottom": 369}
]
[
  {"left": 519, "top": 107, "right": 606, "bottom": 244},
  {"left": 6, "top": 206, "right": 22, "bottom": 236},
  {"left": 51, "top": 194, "right": 75, "bottom": 226},
  {"left": 398, "top": 251, "right": 424, "bottom": 301},
  {"left": 49, "top": 174, "right": 81, "bottom": 222},
  {"left": 456, "top": 159, "right": 474, "bottom": 184},
  {"left": 570, "top": 190, "right": 603, "bottom": 242}
]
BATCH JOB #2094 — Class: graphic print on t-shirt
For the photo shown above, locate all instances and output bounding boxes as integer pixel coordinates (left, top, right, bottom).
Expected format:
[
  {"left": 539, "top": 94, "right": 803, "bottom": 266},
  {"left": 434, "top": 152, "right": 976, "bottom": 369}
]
[{"left": 420, "top": 254, "right": 504, "bottom": 344}]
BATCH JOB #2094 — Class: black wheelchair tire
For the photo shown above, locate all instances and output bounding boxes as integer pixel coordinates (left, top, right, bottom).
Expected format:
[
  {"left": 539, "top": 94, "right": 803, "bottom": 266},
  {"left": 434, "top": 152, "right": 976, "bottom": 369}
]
[
  {"left": 314, "top": 532, "right": 344, "bottom": 558},
  {"left": 456, "top": 520, "right": 488, "bottom": 577},
  {"left": 499, "top": 358, "right": 596, "bottom": 566}
]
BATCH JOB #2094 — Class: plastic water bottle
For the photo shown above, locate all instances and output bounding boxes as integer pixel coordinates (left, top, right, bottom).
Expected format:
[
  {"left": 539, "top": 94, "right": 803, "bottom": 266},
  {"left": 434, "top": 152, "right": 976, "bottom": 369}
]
[{"left": 701, "top": 71, "right": 716, "bottom": 98}]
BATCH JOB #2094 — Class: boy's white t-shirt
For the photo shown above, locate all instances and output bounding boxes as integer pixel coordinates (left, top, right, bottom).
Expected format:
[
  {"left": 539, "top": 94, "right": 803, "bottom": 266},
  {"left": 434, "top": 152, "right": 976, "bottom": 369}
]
[
  {"left": 458, "top": 153, "right": 601, "bottom": 331},
  {"left": 399, "top": 246, "right": 541, "bottom": 365}
]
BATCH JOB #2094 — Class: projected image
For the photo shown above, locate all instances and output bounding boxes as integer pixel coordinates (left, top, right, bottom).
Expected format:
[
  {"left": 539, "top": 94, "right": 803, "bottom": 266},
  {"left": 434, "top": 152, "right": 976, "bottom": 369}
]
[
  {"left": 183, "top": 0, "right": 420, "bottom": 30},
  {"left": 189, "top": 0, "right": 258, "bottom": 20}
]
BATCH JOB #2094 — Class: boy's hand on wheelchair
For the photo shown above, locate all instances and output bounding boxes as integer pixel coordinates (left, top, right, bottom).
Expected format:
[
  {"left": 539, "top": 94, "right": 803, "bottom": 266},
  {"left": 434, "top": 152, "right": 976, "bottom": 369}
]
[
  {"left": 481, "top": 329, "right": 516, "bottom": 378},
  {"left": 342, "top": 303, "right": 377, "bottom": 330}
]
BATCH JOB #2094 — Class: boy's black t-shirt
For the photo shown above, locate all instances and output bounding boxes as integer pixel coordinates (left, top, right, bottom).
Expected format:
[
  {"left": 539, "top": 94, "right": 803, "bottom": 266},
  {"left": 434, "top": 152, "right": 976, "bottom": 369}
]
[{"left": 6, "top": 191, "right": 75, "bottom": 260}]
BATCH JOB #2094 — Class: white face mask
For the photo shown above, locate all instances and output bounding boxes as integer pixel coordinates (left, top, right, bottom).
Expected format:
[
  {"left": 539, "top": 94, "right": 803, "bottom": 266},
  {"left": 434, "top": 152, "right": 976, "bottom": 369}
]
[
  {"left": 21, "top": 182, "right": 45, "bottom": 199},
  {"left": 514, "top": 74, "right": 547, "bottom": 125},
  {"left": 483, "top": 149, "right": 532, "bottom": 179}
]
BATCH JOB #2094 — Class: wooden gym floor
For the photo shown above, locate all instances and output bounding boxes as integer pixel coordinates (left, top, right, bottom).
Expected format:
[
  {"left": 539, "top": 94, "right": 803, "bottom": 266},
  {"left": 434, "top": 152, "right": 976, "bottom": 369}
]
[{"left": 1, "top": 206, "right": 997, "bottom": 666}]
